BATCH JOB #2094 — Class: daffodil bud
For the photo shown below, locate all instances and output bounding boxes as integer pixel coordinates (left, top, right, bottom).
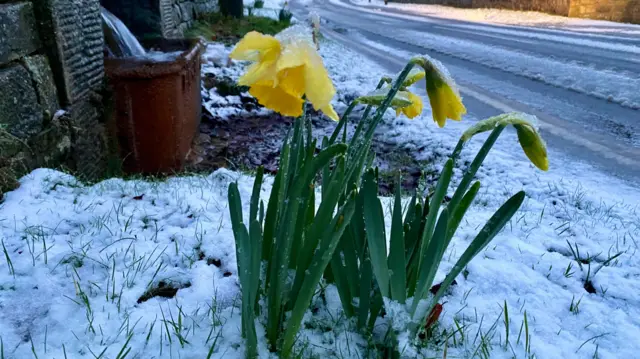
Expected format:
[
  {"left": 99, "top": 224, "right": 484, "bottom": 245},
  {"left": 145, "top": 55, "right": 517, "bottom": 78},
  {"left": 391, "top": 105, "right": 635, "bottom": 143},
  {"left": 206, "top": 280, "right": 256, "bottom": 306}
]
[
  {"left": 309, "top": 12, "right": 321, "bottom": 50},
  {"left": 460, "top": 113, "right": 510, "bottom": 142},
  {"left": 402, "top": 68, "right": 425, "bottom": 87},
  {"left": 460, "top": 112, "right": 548, "bottom": 171},
  {"left": 515, "top": 124, "right": 548, "bottom": 171},
  {"left": 309, "top": 12, "right": 320, "bottom": 29},
  {"left": 357, "top": 88, "right": 413, "bottom": 108},
  {"left": 410, "top": 55, "right": 466, "bottom": 127}
]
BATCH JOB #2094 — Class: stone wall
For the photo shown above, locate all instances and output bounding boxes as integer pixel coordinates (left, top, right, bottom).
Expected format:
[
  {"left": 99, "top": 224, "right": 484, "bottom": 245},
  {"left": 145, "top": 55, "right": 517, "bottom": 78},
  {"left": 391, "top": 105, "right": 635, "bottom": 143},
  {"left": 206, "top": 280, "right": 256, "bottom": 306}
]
[
  {"left": 1, "top": 0, "right": 106, "bottom": 195},
  {"left": 103, "top": 0, "right": 217, "bottom": 39},
  {"left": 391, "top": 0, "right": 639, "bottom": 22},
  {"left": 160, "top": 0, "right": 218, "bottom": 38},
  {"left": 569, "top": 0, "right": 640, "bottom": 23}
]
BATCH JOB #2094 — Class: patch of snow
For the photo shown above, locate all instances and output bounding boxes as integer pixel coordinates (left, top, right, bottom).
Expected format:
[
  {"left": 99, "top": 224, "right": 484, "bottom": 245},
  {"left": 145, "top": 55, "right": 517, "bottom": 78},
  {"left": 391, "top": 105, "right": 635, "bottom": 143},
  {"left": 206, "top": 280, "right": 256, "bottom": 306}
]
[
  {"left": 345, "top": 0, "right": 640, "bottom": 36},
  {"left": 2, "top": 36, "right": 640, "bottom": 359},
  {"left": 341, "top": 24, "right": 640, "bottom": 108}
]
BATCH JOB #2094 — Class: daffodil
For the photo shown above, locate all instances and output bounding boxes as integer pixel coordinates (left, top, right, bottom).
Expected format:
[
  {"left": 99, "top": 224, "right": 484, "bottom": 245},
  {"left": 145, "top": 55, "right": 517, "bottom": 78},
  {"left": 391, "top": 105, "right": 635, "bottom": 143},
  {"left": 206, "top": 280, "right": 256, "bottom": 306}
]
[
  {"left": 229, "top": 26, "right": 338, "bottom": 120},
  {"left": 515, "top": 123, "right": 548, "bottom": 171},
  {"left": 356, "top": 88, "right": 423, "bottom": 119},
  {"left": 460, "top": 112, "right": 548, "bottom": 171},
  {"left": 412, "top": 56, "right": 466, "bottom": 127},
  {"left": 357, "top": 88, "right": 412, "bottom": 108},
  {"left": 395, "top": 91, "right": 423, "bottom": 119}
]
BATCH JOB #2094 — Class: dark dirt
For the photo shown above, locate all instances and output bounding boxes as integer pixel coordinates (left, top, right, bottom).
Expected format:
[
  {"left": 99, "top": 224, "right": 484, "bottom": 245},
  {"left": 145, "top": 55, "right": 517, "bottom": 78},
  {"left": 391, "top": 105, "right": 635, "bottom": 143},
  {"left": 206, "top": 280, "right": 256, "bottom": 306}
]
[
  {"left": 188, "top": 74, "right": 436, "bottom": 196},
  {"left": 137, "top": 281, "right": 191, "bottom": 303}
]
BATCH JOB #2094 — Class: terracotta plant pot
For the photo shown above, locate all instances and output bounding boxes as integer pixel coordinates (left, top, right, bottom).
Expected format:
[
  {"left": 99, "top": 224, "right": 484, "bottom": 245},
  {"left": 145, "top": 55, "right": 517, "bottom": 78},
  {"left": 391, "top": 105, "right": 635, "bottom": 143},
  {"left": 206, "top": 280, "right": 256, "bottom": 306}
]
[{"left": 105, "top": 38, "right": 204, "bottom": 174}]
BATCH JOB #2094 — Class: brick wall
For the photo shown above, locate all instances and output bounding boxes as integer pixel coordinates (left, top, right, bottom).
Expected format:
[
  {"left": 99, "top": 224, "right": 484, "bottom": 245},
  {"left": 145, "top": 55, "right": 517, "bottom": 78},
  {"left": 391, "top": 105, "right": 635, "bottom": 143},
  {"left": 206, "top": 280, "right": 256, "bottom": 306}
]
[
  {"left": 569, "top": 0, "right": 640, "bottom": 23},
  {"left": 391, "top": 0, "right": 639, "bottom": 23},
  {"left": 1, "top": 0, "right": 106, "bottom": 195},
  {"left": 104, "top": 0, "right": 217, "bottom": 39}
]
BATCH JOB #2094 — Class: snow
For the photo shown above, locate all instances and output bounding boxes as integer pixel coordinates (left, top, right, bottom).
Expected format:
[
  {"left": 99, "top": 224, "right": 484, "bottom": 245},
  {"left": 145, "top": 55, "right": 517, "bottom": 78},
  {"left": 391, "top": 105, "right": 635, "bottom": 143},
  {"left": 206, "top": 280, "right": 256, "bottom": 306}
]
[
  {"left": 246, "top": 0, "right": 292, "bottom": 20},
  {"left": 344, "top": 0, "right": 640, "bottom": 36},
  {"left": 324, "top": 0, "right": 640, "bottom": 109},
  {"left": 2, "top": 35, "right": 640, "bottom": 359}
]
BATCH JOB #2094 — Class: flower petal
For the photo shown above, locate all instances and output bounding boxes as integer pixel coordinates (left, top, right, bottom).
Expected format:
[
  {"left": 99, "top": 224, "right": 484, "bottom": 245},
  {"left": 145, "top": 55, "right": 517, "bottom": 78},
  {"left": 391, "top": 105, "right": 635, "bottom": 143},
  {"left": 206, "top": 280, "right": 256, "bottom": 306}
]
[
  {"left": 427, "top": 79, "right": 466, "bottom": 127},
  {"left": 277, "top": 65, "right": 306, "bottom": 99},
  {"left": 303, "top": 46, "right": 336, "bottom": 113},
  {"left": 230, "top": 31, "right": 281, "bottom": 62},
  {"left": 319, "top": 103, "right": 339, "bottom": 121},
  {"left": 401, "top": 92, "right": 423, "bottom": 119},
  {"left": 249, "top": 81, "right": 304, "bottom": 117},
  {"left": 238, "top": 60, "right": 278, "bottom": 87}
]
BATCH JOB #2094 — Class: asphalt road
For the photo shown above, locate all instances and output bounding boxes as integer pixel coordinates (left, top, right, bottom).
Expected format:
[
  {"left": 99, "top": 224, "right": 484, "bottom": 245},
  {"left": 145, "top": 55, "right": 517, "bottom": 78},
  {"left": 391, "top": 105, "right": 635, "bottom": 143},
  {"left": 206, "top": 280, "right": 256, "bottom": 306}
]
[{"left": 291, "top": 0, "right": 640, "bottom": 182}]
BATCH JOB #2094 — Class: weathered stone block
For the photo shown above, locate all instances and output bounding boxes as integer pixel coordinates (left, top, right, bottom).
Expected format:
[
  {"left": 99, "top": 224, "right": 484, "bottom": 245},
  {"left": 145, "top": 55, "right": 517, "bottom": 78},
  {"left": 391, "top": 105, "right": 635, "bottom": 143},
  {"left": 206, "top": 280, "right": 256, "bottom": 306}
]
[
  {"left": 22, "top": 55, "right": 60, "bottom": 117},
  {"left": 27, "top": 110, "right": 72, "bottom": 166},
  {"left": 0, "top": 2, "right": 41, "bottom": 65},
  {"left": 0, "top": 64, "right": 42, "bottom": 139},
  {"left": 33, "top": 0, "right": 108, "bottom": 179},
  {"left": 173, "top": 3, "right": 182, "bottom": 24},
  {"left": 179, "top": 2, "right": 194, "bottom": 21}
]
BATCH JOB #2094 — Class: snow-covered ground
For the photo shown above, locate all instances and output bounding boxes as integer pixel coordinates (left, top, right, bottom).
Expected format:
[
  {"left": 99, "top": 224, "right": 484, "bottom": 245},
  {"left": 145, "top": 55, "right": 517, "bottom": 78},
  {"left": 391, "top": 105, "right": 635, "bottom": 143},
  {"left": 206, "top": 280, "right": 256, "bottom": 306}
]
[
  {"left": 1, "top": 38, "right": 640, "bottom": 359},
  {"left": 323, "top": 0, "right": 640, "bottom": 110},
  {"left": 346, "top": 0, "right": 640, "bottom": 36}
]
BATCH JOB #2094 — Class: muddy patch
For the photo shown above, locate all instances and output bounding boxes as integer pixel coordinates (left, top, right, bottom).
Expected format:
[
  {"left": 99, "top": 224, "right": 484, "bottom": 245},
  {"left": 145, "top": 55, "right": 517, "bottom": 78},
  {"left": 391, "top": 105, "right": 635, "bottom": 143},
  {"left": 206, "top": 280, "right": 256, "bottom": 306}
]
[{"left": 190, "top": 74, "right": 441, "bottom": 194}]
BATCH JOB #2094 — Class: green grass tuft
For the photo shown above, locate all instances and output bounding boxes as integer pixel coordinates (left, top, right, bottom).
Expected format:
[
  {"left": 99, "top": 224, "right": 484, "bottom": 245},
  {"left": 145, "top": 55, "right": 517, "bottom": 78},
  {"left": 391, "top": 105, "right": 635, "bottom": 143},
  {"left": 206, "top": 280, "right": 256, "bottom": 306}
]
[{"left": 186, "top": 12, "right": 291, "bottom": 44}]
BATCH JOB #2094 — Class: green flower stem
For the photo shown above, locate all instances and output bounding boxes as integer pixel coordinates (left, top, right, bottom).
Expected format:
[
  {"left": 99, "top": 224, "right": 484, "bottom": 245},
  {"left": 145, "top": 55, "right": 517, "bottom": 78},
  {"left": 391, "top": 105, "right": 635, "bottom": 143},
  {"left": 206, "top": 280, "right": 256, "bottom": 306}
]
[
  {"left": 348, "top": 78, "right": 387, "bottom": 150},
  {"left": 329, "top": 101, "right": 357, "bottom": 145},
  {"left": 450, "top": 138, "right": 465, "bottom": 162},
  {"left": 448, "top": 124, "right": 506, "bottom": 213},
  {"left": 363, "top": 63, "right": 416, "bottom": 143}
]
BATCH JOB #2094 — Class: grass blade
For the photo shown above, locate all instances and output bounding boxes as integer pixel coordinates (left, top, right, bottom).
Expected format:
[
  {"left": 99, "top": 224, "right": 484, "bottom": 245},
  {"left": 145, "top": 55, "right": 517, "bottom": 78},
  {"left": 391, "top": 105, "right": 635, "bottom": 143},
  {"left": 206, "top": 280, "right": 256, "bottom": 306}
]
[
  {"left": 267, "top": 143, "right": 347, "bottom": 346},
  {"left": 388, "top": 176, "right": 406, "bottom": 303},
  {"left": 281, "top": 190, "right": 358, "bottom": 357},
  {"left": 249, "top": 167, "right": 264, "bottom": 223},
  {"left": 362, "top": 170, "right": 389, "bottom": 298},
  {"left": 411, "top": 209, "right": 449, "bottom": 315},
  {"left": 416, "top": 159, "right": 453, "bottom": 287},
  {"left": 448, "top": 125, "right": 505, "bottom": 212},
  {"left": 429, "top": 191, "right": 526, "bottom": 315},
  {"left": 446, "top": 181, "right": 481, "bottom": 249}
]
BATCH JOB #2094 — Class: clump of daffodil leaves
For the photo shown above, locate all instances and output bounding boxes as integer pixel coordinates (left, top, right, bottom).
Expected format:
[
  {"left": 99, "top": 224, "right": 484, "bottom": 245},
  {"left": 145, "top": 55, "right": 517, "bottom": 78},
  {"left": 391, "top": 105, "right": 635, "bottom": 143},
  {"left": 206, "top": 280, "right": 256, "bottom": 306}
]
[{"left": 227, "top": 25, "right": 549, "bottom": 359}]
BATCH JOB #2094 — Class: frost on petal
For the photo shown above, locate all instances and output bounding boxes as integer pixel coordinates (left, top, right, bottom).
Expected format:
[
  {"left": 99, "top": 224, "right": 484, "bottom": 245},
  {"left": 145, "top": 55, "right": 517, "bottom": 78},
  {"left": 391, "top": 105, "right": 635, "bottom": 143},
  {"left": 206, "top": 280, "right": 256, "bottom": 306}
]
[
  {"left": 275, "top": 24, "right": 315, "bottom": 46},
  {"left": 421, "top": 54, "right": 461, "bottom": 98},
  {"left": 417, "top": 54, "right": 466, "bottom": 126}
]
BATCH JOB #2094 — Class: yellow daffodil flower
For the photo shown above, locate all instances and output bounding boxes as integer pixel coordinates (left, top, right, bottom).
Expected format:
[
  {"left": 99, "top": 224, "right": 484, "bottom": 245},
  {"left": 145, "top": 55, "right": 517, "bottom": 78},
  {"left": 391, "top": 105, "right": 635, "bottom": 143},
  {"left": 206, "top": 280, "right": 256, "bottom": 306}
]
[
  {"left": 395, "top": 91, "right": 423, "bottom": 119},
  {"left": 229, "top": 26, "right": 338, "bottom": 120},
  {"left": 412, "top": 56, "right": 467, "bottom": 127}
]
